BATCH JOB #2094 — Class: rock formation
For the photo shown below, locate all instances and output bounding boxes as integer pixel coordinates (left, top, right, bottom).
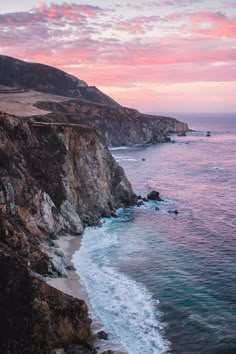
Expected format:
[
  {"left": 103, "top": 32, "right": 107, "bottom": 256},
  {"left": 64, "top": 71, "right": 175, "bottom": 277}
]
[
  {"left": 34, "top": 100, "right": 189, "bottom": 147},
  {"left": 0, "top": 111, "right": 136, "bottom": 353}
]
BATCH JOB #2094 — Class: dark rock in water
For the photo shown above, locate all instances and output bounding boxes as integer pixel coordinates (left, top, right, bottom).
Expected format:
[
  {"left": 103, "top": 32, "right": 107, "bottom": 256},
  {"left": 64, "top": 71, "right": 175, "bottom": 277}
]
[
  {"left": 155, "top": 206, "right": 160, "bottom": 210},
  {"left": 137, "top": 200, "right": 144, "bottom": 206},
  {"left": 142, "top": 197, "right": 148, "bottom": 202},
  {"left": 97, "top": 331, "right": 108, "bottom": 340},
  {"left": 137, "top": 195, "right": 142, "bottom": 200},
  {"left": 168, "top": 210, "right": 179, "bottom": 215},
  {"left": 142, "top": 158, "right": 146, "bottom": 161},
  {"left": 164, "top": 135, "right": 171, "bottom": 142},
  {"left": 147, "top": 190, "right": 163, "bottom": 201},
  {"left": 172, "top": 140, "right": 176, "bottom": 143},
  {"left": 110, "top": 211, "right": 118, "bottom": 218}
]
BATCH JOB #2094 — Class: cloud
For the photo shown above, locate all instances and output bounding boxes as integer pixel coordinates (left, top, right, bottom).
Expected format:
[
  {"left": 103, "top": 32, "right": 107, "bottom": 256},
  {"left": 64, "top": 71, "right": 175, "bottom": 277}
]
[
  {"left": 0, "top": 2, "right": 101, "bottom": 26},
  {"left": 0, "top": 0, "right": 236, "bottom": 109},
  {"left": 115, "top": 16, "right": 162, "bottom": 34},
  {"left": 184, "top": 11, "right": 236, "bottom": 37}
]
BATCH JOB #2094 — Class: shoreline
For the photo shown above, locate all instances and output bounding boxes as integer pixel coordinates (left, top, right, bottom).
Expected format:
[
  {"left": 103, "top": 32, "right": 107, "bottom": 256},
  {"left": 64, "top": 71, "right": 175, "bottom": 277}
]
[
  {"left": 47, "top": 234, "right": 88, "bottom": 303},
  {"left": 47, "top": 233, "right": 126, "bottom": 354}
]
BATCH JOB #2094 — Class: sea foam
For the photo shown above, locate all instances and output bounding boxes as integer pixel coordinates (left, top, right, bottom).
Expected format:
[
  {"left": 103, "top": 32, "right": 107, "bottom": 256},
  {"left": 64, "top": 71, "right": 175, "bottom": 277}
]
[{"left": 72, "top": 222, "right": 170, "bottom": 354}]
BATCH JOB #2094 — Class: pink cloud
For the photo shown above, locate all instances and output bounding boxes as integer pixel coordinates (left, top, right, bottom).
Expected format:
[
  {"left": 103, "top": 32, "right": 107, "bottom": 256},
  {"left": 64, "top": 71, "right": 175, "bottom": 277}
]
[
  {"left": 116, "top": 16, "right": 161, "bottom": 34},
  {"left": 0, "top": 2, "right": 236, "bottom": 112},
  {"left": 184, "top": 11, "right": 236, "bottom": 37},
  {"left": 36, "top": 2, "right": 101, "bottom": 19}
]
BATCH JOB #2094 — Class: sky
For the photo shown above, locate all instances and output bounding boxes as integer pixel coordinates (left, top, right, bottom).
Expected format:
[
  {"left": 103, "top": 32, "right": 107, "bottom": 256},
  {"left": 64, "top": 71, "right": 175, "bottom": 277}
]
[{"left": 0, "top": 0, "right": 236, "bottom": 113}]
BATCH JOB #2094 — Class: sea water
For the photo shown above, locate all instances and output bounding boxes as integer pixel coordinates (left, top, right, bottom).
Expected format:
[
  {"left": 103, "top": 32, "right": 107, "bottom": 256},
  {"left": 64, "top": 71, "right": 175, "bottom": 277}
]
[{"left": 73, "top": 113, "right": 236, "bottom": 354}]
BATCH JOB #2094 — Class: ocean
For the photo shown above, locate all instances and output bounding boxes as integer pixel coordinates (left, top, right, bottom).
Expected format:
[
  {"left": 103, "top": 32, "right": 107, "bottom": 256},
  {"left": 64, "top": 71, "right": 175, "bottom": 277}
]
[{"left": 72, "top": 113, "right": 236, "bottom": 354}]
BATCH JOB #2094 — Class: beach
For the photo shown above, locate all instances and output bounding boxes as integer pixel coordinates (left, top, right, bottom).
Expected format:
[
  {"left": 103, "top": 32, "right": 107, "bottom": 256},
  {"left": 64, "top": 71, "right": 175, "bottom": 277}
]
[
  {"left": 47, "top": 235, "right": 87, "bottom": 302},
  {"left": 47, "top": 234, "right": 126, "bottom": 354}
]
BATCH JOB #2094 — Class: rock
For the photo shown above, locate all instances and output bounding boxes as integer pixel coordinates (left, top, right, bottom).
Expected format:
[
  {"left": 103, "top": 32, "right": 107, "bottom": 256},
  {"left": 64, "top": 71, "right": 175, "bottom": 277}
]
[
  {"left": 142, "top": 197, "right": 148, "bottom": 202},
  {"left": 66, "top": 343, "right": 93, "bottom": 354},
  {"left": 66, "top": 264, "right": 76, "bottom": 271},
  {"left": 168, "top": 210, "right": 179, "bottom": 215},
  {"left": 164, "top": 135, "right": 171, "bottom": 142},
  {"left": 137, "top": 195, "right": 142, "bottom": 200},
  {"left": 97, "top": 331, "right": 109, "bottom": 340},
  {"left": 110, "top": 211, "right": 118, "bottom": 218},
  {"left": 147, "top": 190, "right": 163, "bottom": 201},
  {"left": 142, "top": 158, "right": 146, "bottom": 161},
  {"left": 155, "top": 206, "right": 160, "bottom": 210}
]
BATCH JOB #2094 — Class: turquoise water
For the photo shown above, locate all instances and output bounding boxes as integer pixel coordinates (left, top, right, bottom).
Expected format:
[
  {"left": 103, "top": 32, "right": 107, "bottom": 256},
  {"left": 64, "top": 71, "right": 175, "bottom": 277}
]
[{"left": 73, "top": 113, "right": 236, "bottom": 353}]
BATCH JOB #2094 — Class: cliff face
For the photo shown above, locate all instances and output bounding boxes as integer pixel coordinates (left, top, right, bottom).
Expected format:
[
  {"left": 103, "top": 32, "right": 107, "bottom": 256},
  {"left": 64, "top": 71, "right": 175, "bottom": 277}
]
[
  {"left": 0, "top": 247, "right": 90, "bottom": 354},
  {"left": 0, "top": 112, "right": 136, "bottom": 271},
  {"left": 0, "top": 55, "right": 119, "bottom": 107},
  {"left": 35, "top": 100, "right": 189, "bottom": 146},
  {"left": 0, "top": 112, "right": 136, "bottom": 352}
]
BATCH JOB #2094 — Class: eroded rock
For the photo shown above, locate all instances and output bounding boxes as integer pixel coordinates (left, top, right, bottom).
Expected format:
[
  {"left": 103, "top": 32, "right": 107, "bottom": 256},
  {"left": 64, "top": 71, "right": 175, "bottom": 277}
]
[{"left": 147, "top": 190, "right": 163, "bottom": 201}]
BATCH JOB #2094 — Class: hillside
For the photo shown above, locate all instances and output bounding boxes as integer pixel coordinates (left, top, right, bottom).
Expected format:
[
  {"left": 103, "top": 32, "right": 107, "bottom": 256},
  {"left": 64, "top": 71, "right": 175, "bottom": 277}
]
[{"left": 0, "top": 55, "right": 119, "bottom": 107}]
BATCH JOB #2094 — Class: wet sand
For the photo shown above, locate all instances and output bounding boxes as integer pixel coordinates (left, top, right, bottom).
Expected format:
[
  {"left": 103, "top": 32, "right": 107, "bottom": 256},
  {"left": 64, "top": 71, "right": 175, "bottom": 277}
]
[{"left": 47, "top": 235, "right": 88, "bottom": 302}]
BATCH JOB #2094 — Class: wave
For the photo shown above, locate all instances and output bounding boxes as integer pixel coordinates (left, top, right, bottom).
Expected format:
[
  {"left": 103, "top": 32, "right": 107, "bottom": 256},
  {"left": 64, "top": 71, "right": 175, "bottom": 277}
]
[{"left": 72, "top": 223, "right": 170, "bottom": 354}]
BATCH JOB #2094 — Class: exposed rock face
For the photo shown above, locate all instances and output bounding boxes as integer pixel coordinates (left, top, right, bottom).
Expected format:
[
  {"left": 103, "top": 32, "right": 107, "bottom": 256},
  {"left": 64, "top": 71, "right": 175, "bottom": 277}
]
[
  {"left": 0, "top": 247, "right": 90, "bottom": 354},
  {"left": 34, "top": 100, "right": 189, "bottom": 147},
  {"left": 0, "top": 55, "right": 119, "bottom": 106},
  {"left": 0, "top": 112, "right": 136, "bottom": 352}
]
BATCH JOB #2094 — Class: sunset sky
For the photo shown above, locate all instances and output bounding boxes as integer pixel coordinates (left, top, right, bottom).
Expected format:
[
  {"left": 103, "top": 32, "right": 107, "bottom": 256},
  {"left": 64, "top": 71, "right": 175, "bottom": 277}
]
[{"left": 0, "top": 0, "right": 236, "bottom": 113}]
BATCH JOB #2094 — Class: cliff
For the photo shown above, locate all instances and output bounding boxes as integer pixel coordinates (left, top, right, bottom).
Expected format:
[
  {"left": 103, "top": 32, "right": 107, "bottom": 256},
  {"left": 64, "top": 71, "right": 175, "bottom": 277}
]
[
  {"left": 0, "top": 55, "right": 189, "bottom": 147},
  {"left": 34, "top": 100, "right": 189, "bottom": 146},
  {"left": 0, "top": 112, "right": 136, "bottom": 353}
]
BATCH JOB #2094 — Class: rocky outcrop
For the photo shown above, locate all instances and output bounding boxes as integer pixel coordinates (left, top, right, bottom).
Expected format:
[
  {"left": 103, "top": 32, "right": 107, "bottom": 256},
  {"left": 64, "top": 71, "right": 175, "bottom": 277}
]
[
  {"left": 0, "top": 247, "right": 90, "bottom": 354},
  {"left": 0, "top": 112, "right": 136, "bottom": 352},
  {"left": 34, "top": 100, "right": 189, "bottom": 147},
  {"left": 0, "top": 55, "right": 119, "bottom": 106}
]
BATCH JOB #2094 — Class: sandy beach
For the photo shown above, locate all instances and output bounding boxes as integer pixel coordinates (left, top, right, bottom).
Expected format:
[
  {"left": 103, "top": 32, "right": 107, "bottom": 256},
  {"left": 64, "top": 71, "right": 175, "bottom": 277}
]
[
  {"left": 47, "top": 234, "right": 126, "bottom": 354},
  {"left": 47, "top": 235, "right": 88, "bottom": 302}
]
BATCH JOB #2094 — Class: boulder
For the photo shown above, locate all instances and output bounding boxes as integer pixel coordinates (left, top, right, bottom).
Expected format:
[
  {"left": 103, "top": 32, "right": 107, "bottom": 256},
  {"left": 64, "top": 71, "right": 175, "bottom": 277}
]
[
  {"left": 97, "top": 331, "right": 109, "bottom": 340},
  {"left": 168, "top": 210, "right": 179, "bottom": 215},
  {"left": 147, "top": 190, "right": 163, "bottom": 201}
]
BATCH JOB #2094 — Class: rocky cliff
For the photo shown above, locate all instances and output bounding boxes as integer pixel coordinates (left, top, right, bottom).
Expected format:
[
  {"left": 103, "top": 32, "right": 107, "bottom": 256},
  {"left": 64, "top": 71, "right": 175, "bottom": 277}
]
[
  {"left": 0, "top": 55, "right": 189, "bottom": 147},
  {"left": 0, "top": 55, "right": 119, "bottom": 107},
  {"left": 34, "top": 100, "right": 189, "bottom": 146},
  {"left": 0, "top": 111, "right": 136, "bottom": 353}
]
